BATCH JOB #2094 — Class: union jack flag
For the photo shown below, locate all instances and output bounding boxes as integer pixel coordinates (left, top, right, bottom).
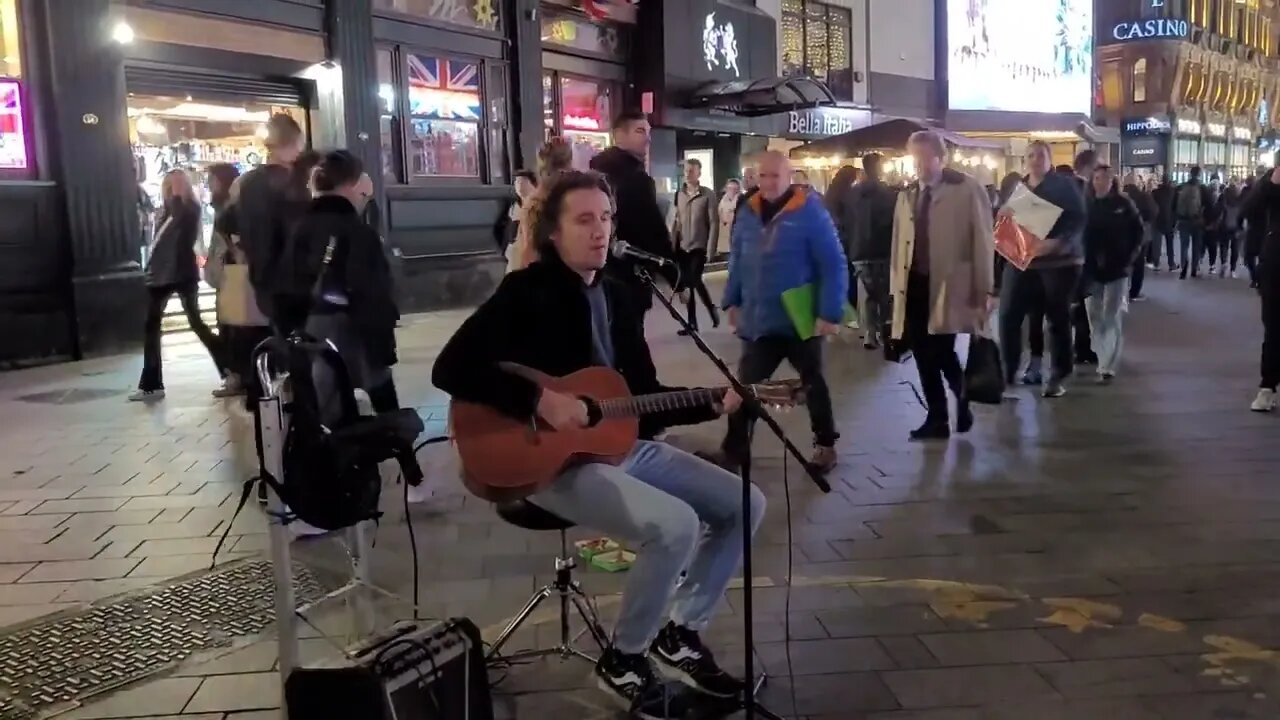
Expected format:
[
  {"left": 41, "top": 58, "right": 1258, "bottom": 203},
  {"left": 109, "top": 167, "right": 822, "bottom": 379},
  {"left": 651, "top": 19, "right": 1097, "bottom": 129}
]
[{"left": 407, "top": 55, "right": 481, "bottom": 120}]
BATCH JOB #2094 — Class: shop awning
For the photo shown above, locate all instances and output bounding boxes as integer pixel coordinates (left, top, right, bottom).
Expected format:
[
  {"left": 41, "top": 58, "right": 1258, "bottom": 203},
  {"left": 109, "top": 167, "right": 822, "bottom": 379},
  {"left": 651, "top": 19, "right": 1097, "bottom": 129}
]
[
  {"left": 685, "top": 77, "right": 836, "bottom": 117},
  {"left": 792, "top": 118, "right": 1004, "bottom": 156}
]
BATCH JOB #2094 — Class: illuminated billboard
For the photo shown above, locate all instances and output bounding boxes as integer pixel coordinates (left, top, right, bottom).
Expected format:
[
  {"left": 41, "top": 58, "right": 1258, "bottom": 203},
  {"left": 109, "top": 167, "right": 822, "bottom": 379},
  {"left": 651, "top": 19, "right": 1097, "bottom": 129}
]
[{"left": 946, "top": 0, "right": 1094, "bottom": 115}]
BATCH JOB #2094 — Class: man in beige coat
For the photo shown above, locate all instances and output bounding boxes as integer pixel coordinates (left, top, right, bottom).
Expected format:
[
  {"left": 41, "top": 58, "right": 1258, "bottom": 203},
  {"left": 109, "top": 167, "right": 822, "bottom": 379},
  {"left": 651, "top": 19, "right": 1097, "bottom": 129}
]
[{"left": 889, "top": 130, "right": 996, "bottom": 440}]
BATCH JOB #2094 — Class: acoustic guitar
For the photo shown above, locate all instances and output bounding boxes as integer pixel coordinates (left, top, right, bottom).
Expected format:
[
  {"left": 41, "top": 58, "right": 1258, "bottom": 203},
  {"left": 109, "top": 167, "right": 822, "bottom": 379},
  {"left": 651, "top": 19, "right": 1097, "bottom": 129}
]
[{"left": 450, "top": 364, "right": 805, "bottom": 502}]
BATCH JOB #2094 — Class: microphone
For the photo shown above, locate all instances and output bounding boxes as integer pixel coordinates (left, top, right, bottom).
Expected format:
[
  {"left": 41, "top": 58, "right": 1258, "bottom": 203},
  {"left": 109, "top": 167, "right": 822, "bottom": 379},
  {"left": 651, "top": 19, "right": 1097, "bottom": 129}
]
[{"left": 611, "top": 241, "right": 676, "bottom": 267}]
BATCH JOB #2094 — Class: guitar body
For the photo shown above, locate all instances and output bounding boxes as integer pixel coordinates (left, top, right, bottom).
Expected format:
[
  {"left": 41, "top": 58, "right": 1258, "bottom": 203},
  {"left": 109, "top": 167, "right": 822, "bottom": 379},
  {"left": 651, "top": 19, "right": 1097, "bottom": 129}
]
[{"left": 450, "top": 366, "right": 641, "bottom": 502}]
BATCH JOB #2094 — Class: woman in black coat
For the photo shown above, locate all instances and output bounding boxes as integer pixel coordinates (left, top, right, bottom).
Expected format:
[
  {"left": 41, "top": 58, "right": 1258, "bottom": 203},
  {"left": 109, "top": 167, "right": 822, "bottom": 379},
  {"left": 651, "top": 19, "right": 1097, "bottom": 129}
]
[
  {"left": 130, "top": 169, "right": 227, "bottom": 401},
  {"left": 283, "top": 150, "right": 401, "bottom": 413},
  {"left": 1084, "top": 166, "right": 1145, "bottom": 382}
]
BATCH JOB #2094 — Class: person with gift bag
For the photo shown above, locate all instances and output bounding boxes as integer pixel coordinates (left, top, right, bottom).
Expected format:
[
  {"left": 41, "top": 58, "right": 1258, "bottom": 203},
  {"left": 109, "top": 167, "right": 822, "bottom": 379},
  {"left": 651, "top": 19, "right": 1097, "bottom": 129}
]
[
  {"left": 1083, "top": 165, "right": 1146, "bottom": 384},
  {"left": 889, "top": 131, "right": 996, "bottom": 441},
  {"left": 996, "top": 141, "right": 1088, "bottom": 399}
]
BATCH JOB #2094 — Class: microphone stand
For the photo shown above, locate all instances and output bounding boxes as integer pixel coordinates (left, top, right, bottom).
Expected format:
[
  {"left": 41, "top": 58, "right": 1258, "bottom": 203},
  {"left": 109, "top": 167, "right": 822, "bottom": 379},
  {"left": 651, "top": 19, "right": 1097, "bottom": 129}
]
[{"left": 632, "top": 265, "right": 831, "bottom": 720}]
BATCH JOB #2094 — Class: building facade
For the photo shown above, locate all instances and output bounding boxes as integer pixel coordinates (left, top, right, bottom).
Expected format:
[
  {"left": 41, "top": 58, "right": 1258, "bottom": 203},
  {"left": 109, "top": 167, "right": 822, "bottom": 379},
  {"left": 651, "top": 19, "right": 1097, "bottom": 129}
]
[
  {"left": 6, "top": 0, "right": 1044, "bottom": 366},
  {"left": 1097, "top": 0, "right": 1280, "bottom": 181},
  {"left": 0, "top": 0, "right": 627, "bottom": 365}
]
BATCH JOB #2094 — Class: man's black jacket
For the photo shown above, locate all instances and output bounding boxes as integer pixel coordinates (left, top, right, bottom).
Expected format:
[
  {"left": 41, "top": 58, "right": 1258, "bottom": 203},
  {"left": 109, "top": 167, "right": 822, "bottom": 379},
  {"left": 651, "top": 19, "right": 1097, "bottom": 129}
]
[
  {"left": 1242, "top": 172, "right": 1280, "bottom": 277},
  {"left": 432, "top": 257, "right": 716, "bottom": 439},
  {"left": 280, "top": 195, "right": 399, "bottom": 367},
  {"left": 590, "top": 147, "right": 675, "bottom": 284}
]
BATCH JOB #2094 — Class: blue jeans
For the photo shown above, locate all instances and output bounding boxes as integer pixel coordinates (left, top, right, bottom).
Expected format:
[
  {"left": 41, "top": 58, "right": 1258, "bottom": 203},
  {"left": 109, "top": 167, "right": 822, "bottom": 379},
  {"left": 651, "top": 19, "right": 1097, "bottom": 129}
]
[
  {"left": 1085, "top": 278, "right": 1130, "bottom": 376},
  {"left": 530, "top": 441, "right": 766, "bottom": 654}
]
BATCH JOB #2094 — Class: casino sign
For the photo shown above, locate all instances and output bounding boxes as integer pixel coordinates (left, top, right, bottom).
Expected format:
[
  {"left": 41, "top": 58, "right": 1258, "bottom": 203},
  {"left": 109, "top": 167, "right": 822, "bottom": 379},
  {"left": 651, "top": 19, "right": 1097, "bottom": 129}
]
[{"left": 1109, "top": 18, "right": 1191, "bottom": 43}]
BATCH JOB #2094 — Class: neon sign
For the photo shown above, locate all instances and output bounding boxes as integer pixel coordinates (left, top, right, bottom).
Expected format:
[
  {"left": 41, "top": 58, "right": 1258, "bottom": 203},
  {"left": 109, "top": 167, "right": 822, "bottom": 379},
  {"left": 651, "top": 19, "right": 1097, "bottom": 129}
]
[
  {"left": 1110, "top": 19, "right": 1190, "bottom": 42},
  {"left": 0, "top": 79, "right": 28, "bottom": 170},
  {"left": 702, "top": 13, "right": 740, "bottom": 77},
  {"left": 563, "top": 114, "right": 602, "bottom": 131}
]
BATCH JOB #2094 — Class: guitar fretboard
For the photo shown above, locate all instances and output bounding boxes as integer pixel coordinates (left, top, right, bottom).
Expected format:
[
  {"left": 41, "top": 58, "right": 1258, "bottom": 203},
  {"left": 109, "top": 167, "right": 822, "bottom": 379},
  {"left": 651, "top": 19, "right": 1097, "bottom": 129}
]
[{"left": 597, "top": 388, "right": 729, "bottom": 418}]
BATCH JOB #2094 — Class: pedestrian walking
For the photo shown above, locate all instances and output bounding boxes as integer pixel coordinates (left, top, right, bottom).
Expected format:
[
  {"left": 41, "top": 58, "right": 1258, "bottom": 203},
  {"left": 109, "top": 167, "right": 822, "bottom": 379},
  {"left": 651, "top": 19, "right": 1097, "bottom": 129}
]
[
  {"left": 1243, "top": 166, "right": 1280, "bottom": 412},
  {"left": 507, "top": 138, "right": 574, "bottom": 273},
  {"left": 843, "top": 154, "right": 897, "bottom": 349},
  {"left": 1067, "top": 151, "right": 1099, "bottom": 367},
  {"left": 1151, "top": 174, "right": 1178, "bottom": 271},
  {"left": 718, "top": 151, "right": 847, "bottom": 472},
  {"left": 998, "top": 141, "right": 1088, "bottom": 398},
  {"left": 890, "top": 131, "right": 995, "bottom": 440},
  {"left": 1217, "top": 181, "right": 1246, "bottom": 278},
  {"left": 284, "top": 150, "right": 401, "bottom": 414},
  {"left": 203, "top": 162, "right": 250, "bottom": 399},
  {"left": 671, "top": 158, "right": 720, "bottom": 334},
  {"left": 129, "top": 169, "right": 228, "bottom": 402},
  {"left": 1084, "top": 166, "right": 1145, "bottom": 383},
  {"left": 1175, "top": 166, "right": 1214, "bottom": 279},
  {"left": 591, "top": 111, "right": 677, "bottom": 321},
  {"left": 1122, "top": 172, "right": 1157, "bottom": 300},
  {"left": 714, "top": 178, "right": 742, "bottom": 261}
]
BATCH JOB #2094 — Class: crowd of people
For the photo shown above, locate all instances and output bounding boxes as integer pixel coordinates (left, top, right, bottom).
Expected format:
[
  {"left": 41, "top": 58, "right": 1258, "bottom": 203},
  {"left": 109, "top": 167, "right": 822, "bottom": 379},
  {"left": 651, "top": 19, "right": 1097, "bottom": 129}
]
[{"left": 123, "top": 103, "right": 1279, "bottom": 718}]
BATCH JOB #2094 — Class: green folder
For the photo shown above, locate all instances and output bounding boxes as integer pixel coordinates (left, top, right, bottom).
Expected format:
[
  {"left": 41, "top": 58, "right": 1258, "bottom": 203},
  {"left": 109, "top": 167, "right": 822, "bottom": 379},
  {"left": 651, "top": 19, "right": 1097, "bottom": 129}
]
[{"left": 781, "top": 283, "right": 858, "bottom": 340}]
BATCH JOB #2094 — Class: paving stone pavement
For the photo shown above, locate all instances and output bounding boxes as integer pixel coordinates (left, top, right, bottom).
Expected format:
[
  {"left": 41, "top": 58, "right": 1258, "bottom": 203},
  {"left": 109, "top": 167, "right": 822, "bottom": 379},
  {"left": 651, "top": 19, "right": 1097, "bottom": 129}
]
[{"left": 1, "top": 272, "right": 1278, "bottom": 719}]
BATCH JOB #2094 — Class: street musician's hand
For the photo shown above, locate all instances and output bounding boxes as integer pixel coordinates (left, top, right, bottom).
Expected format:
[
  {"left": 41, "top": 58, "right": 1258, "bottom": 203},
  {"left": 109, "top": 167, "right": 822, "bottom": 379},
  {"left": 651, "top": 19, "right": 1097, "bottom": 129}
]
[
  {"left": 715, "top": 389, "right": 743, "bottom": 416},
  {"left": 536, "top": 390, "right": 588, "bottom": 431}
]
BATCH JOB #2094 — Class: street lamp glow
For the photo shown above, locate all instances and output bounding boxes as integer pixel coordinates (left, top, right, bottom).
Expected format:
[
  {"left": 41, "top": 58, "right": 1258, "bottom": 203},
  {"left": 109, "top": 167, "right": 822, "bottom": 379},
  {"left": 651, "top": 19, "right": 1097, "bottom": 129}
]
[{"left": 111, "top": 22, "right": 135, "bottom": 45}]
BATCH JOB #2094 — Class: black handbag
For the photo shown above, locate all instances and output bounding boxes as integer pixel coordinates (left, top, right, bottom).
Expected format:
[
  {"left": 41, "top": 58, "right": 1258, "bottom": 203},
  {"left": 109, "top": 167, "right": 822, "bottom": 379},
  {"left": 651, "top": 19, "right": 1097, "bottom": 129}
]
[{"left": 964, "top": 335, "right": 1006, "bottom": 405}]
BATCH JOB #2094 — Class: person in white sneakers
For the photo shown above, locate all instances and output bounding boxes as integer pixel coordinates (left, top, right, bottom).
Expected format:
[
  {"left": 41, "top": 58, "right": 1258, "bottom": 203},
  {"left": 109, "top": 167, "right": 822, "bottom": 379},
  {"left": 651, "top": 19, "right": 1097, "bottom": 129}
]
[{"left": 1244, "top": 166, "right": 1280, "bottom": 412}]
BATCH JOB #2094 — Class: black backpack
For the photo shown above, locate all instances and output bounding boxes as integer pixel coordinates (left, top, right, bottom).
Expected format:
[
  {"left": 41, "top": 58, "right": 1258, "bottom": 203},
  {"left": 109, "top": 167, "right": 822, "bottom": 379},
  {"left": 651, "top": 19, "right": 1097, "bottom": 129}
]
[{"left": 213, "top": 335, "right": 424, "bottom": 564}]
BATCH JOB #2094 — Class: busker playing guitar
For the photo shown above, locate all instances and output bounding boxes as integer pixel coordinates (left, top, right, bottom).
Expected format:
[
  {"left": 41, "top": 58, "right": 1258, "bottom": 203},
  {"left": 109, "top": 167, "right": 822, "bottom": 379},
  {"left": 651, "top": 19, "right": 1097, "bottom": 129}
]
[{"left": 432, "top": 171, "right": 766, "bottom": 718}]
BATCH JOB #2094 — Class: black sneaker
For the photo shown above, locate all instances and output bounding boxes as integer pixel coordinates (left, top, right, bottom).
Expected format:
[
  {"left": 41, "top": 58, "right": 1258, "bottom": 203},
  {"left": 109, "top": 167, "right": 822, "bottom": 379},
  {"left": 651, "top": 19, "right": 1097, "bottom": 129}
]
[
  {"left": 595, "top": 648, "right": 679, "bottom": 719},
  {"left": 651, "top": 622, "right": 745, "bottom": 699}
]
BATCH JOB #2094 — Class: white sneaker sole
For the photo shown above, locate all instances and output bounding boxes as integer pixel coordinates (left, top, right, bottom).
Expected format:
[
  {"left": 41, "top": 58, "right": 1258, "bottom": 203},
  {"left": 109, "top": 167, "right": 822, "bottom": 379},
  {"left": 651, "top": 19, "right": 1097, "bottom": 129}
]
[
  {"left": 594, "top": 677, "right": 667, "bottom": 720},
  {"left": 652, "top": 657, "right": 738, "bottom": 699}
]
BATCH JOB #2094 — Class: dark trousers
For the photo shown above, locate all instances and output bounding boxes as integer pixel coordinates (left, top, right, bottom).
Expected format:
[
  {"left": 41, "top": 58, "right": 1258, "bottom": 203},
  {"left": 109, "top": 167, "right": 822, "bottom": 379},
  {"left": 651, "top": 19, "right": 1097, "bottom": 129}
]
[
  {"left": 1178, "top": 221, "right": 1204, "bottom": 277},
  {"left": 1206, "top": 230, "right": 1222, "bottom": 267},
  {"left": 1263, "top": 275, "right": 1280, "bottom": 390},
  {"left": 722, "top": 336, "right": 838, "bottom": 459},
  {"left": 1150, "top": 226, "right": 1177, "bottom": 268},
  {"left": 1129, "top": 256, "right": 1146, "bottom": 299},
  {"left": 139, "top": 284, "right": 225, "bottom": 391},
  {"left": 1246, "top": 234, "right": 1263, "bottom": 285},
  {"left": 225, "top": 324, "right": 272, "bottom": 406},
  {"left": 1072, "top": 299, "right": 1093, "bottom": 360},
  {"left": 854, "top": 260, "right": 891, "bottom": 341},
  {"left": 677, "top": 249, "right": 718, "bottom": 330},
  {"left": 1225, "top": 230, "right": 1245, "bottom": 271},
  {"left": 905, "top": 272, "right": 962, "bottom": 421},
  {"left": 1000, "top": 264, "right": 1080, "bottom": 383}
]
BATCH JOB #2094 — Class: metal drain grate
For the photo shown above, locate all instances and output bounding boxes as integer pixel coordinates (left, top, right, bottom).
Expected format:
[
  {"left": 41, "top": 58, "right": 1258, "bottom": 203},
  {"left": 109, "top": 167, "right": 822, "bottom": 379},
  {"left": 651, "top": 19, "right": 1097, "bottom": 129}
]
[{"left": 0, "top": 560, "right": 325, "bottom": 720}]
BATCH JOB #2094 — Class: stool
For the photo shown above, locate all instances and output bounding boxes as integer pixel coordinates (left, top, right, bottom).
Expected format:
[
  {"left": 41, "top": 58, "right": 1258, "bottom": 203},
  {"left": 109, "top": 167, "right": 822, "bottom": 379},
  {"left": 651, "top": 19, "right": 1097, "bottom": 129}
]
[{"left": 486, "top": 500, "right": 609, "bottom": 666}]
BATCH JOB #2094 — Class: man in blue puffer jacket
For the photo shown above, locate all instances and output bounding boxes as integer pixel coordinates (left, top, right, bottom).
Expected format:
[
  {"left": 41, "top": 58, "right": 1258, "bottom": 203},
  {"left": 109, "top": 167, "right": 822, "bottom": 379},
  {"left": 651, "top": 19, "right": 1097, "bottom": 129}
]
[{"left": 718, "top": 151, "right": 849, "bottom": 474}]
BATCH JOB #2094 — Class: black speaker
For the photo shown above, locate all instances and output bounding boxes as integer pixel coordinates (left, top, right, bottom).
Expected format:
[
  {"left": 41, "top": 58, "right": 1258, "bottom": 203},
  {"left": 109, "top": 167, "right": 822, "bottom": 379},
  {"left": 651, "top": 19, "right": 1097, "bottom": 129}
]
[{"left": 285, "top": 618, "right": 493, "bottom": 720}]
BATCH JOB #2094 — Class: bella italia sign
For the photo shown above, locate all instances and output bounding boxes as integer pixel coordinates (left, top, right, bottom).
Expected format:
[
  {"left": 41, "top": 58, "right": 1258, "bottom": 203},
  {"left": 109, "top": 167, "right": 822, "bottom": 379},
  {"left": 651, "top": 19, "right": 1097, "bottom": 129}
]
[{"left": 1110, "top": 18, "right": 1191, "bottom": 42}]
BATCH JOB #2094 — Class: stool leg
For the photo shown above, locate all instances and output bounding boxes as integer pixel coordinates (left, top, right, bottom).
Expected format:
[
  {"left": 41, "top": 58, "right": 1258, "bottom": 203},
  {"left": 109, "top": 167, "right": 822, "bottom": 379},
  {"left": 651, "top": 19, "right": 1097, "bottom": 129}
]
[
  {"left": 570, "top": 588, "right": 609, "bottom": 653},
  {"left": 487, "top": 586, "right": 553, "bottom": 659}
]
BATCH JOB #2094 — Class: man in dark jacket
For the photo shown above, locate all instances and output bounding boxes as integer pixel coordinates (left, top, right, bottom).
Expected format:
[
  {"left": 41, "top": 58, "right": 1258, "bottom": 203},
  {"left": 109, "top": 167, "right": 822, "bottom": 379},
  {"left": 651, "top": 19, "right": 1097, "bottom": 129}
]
[
  {"left": 1068, "top": 151, "right": 1099, "bottom": 366},
  {"left": 216, "top": 113, "right": 310, "bottom": 330},
  {"left": 1151, "top": 174, "right": 1178, "bottom": 271},
  {"left": 590, "top": 111, "right": 676, "bottom": 316},
  {"left": 432, "top": 170, "right": 762, "bottom": 716},
  {"left": 1084, "top": 166, "right": 1146, "bottom": 382},
  {"left": 1241, "top": 167, "right": 1280, "bottom": 412},
  {"left": 1243, "top": 176, "right": 1267, "bottom": 288},
  {"left": 999, "top": 141, "right": 1088, "bottom": 397},
  {"left": 1175, "top": 165, "right": 1215, "bottom": 279},
  {"left": 843, "top": 153, "right": 897, "bottom": 349},
  {"left": 1123, "top": 173, "right": 1158, "bottom": 300}
]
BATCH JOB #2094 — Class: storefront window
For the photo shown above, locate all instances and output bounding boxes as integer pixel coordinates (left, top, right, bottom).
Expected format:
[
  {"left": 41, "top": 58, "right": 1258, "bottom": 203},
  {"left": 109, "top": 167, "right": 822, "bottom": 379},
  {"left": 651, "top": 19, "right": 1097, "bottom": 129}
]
[
  {"left": 0, "top": 78, "right": 27, "bottom": 171},
  {"left": 378, "top": 49, "right": 401, "bottom": 184},
  {"left": 1133, "top": 58, "right": 1147, "bottom": 103},
  {"left": 372, "top": 0, "right": 500, "bottom": 32},
  {"left": 406, "top": 53, "right": 482, "bottom": 179},
  {"left": 541, "top": 11, "right": 627, "bottom": 58},
  {"left": 127, "top": 94, "right": 307, "bottom": 248},
  {"left": 0, "top": 0, "right": 19, "bottom": 78},
  {"left": 781, "top": 0, "right": 854, "bottom": 102},
  {"left": 543, "top": 72, "right": 556, "bottom": 135},
  {"left": 560, "top": 76, "right": 611, "bottom": 170}
]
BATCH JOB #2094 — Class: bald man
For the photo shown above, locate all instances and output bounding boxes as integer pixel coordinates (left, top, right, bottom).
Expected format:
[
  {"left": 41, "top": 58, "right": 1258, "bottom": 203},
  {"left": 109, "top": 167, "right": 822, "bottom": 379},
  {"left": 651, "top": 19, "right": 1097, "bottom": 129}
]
[{"left": 719, "top": 151, "right": 848, "bottom": 473}]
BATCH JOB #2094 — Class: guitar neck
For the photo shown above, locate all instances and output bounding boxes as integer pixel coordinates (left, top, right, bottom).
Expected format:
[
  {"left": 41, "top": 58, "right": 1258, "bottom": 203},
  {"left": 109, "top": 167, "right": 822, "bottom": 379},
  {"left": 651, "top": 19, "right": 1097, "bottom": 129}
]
[{"left": 598, "top": 387, "right": 729, "bottom": 419}]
